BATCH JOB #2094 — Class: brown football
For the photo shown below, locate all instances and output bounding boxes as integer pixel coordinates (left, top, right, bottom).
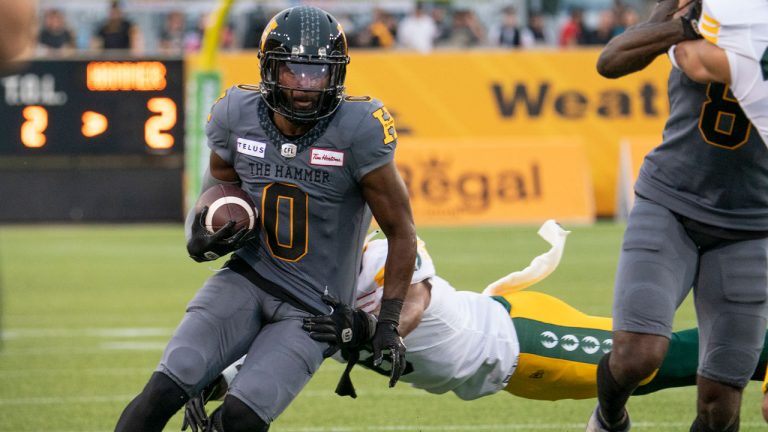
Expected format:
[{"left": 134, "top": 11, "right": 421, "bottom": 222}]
[{"left": 195, "top": 184, "right": 257, "bottom": 233}]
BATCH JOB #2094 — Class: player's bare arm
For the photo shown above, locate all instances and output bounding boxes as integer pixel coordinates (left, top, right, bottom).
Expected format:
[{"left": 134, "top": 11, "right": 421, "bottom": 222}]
[
  {"left": 362, "top": 162, "right": 417, "bottom": 303},
  {"left": 674, "top": 39, "right": 731, "bottom": 84},
  {"left": 361, "top": 160, "right": 417, "bottom": 386},
  {"left": 396, "top": 280, "right": 431, "bottom": 337},
  {"left": 209, "top": 150, "right": 239, "bottom": 183},
  {"left": 597, "top": 0, "right": 699, "bottom": 78}
]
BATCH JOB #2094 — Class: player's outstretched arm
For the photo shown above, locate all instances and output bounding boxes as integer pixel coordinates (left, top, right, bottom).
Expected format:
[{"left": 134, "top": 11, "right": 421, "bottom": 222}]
[
  {"left": 361, "top": 161, "right": 417, "bottom": 387},
  {"left": 397, "top": 280, "right": 431, "bottom": 337},
  {"left": 597, "top": 0, "right": 700, "bottom": 78},
  {"left": 672, "top": 39, "right": 731, "bottom": 84}
]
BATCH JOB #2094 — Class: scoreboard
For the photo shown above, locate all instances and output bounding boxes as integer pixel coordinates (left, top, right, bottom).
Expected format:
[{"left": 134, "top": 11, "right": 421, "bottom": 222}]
[
  {"left": 0, "top": 58, "right": 184, "bottom": 155},
  {"left": 0, "top": 58, "right": 185, "bottom": 222}
]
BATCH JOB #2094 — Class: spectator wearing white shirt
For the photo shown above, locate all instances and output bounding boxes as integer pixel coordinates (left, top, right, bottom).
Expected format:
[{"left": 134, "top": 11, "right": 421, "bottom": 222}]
[{"left": 397, "top": 2, "right": 437, "bottom": 53}]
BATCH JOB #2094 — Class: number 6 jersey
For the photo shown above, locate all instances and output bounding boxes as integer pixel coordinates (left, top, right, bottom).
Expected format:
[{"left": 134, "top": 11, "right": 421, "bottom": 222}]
[
  {"left": 206, "top": 85, "right": 397, "bottom": 313},
  {"left": 635, "top": 69, "right": 768, "bottom": 231}
]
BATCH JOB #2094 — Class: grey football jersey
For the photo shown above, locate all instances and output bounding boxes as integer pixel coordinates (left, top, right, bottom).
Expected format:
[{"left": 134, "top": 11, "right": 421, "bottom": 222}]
[
  {"left": 635, "top": 69, "right": 768, "bottom": 230},
  {"left": 206, "top": 85, "right": 397, "bottom": 312}
]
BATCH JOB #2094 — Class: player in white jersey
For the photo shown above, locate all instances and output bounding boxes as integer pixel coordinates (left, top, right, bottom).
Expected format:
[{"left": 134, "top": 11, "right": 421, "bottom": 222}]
[
  {"left": 181, "top": 221, "right": 768, "bottom": 430},
  {"left": 671, "top": 0, "right": 768, "bottom": 146},
  {"left": 353, "top": 235, "right": 521, "bottom": 399}
]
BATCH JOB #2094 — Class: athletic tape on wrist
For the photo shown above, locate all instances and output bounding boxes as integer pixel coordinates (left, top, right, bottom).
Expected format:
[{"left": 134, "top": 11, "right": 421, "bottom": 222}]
[{"left": 378, "top": 299, "right": 404, "bottom": 325}]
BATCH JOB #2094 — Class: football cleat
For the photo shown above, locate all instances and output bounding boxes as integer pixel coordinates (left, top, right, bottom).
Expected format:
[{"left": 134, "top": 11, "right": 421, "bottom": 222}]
[{"left": 586, "top": 405, "right": 631, "bottom": 432}]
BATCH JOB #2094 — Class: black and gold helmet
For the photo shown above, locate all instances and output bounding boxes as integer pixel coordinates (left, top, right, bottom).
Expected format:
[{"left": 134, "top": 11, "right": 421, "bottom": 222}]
[{"left": 258, "top": 6, "right": 350, "bottom": 123}]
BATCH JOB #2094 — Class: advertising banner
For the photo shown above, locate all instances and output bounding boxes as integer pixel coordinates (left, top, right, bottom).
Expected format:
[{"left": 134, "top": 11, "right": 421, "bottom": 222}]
[
  {"left": 395, "top": 137, "right": 594, "bottom": 225},
  {"left": 187, "top": 49, "right": 670, "bottom": 217}
]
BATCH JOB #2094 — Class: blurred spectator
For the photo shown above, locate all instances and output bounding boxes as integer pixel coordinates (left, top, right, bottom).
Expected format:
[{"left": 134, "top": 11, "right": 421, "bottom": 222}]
[
  {"left": 38, "top": 9, "right": 74, "bottom": 55},
  {"left": 397, "top": 2, "right": 437, "bottom": 53},
  {"left": 431, "top": 5, "right": 452, "bottom": 46},
  {"left": 488, "top": 6, "right": 531, "bottom": 48},
  {"left": 526, "top": 12, "right": 550, "bottom": 46},
  {"left": 582, "top": 10, "right": 615, "bottom": 45},
  {"left": 558, "top": 7, "right": 585, "bottom": 47},
  {"left": 441, "top": 9, "right": 486, "bottom": 48},
  {"left": 158, "top": 11, "right": 185, "bottom": 55},
  {"left": 356, "top": 8, "right": 397, "bottom": 49},
  {"left": 368, "top": 9, "right": 397, "bottom": 48},
  {"left": 613, "top": 6, "right": 640, "bottom": 36},
  {"left": 92, "top": 1, "right": 142, "bottom": 53},
  {"left": 242, "top": 8, "right": 269, "bottom": 49},
  {"left": 184, "top": 14, "right": 235, "bottom": 52}
]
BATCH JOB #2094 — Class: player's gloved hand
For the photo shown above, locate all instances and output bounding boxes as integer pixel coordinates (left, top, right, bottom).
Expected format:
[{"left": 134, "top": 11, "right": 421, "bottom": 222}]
[
  {"left": 180, "top": 373, "right": 231, "bottom": 432},
  {"left": 180, "top": 394, "right": 208, "bottom": 432},
  {"left": 302, "top": 294, "right": 377, "bottom": 357},
  {"left": 187, "top": 206, "right": 254, "bottom": 262},
  {"left": 371, "top": 299, "right": 407, "bottom": 388},
  {"left": 679, "top": 0, "right": 702, "bottom": 40}
]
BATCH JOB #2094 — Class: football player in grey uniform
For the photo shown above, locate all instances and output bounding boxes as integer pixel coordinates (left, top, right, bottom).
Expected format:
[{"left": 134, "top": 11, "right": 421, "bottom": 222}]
[
  {"left": 114, "top": 6, "right": 416, "bottom": 432},
  {"left": 587, "top": 1, "right": 768, "bottom": 432}
]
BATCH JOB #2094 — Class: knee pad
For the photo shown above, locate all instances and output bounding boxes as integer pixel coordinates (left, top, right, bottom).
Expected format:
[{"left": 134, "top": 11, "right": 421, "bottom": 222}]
[
  {"left": 219, "top": 395, "right": 269, "bottom": 432},
  {"left": 701, "top": 313, "right": 766, "bottom": 387},
  {"left": 164, "top": 345, "right": 207, "bottom": 387}
]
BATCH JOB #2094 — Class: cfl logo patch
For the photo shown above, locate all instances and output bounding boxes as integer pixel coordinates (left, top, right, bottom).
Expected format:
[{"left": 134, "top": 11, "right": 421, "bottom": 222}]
[
  {"left": 341, "top": 328, "right": 353, "bottom": 343},
  {"left": 281, "top": 143, "right": 297, "bottom": 158}
]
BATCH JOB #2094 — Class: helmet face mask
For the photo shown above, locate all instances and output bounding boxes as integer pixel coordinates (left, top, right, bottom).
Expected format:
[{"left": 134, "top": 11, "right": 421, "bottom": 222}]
[{"left": 259, "top": 6, "right": 350, "bottom": 123}]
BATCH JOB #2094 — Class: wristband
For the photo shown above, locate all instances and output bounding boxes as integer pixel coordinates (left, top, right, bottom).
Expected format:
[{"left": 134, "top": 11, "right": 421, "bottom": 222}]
[
  {"left": 378, "top": 298, "right": 404, "bottom": 325},
  {"left": 667, "top": 45, "right": 680, "bottom": 70}
]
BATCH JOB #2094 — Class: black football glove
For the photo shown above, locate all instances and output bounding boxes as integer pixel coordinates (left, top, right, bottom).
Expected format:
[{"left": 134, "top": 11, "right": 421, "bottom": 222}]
[
  {"left": 679, "top": 0, "right": 702, "bottom": 40},
  {"left": 371, "top": 299, "right": 407, "bottom": 388},
  {"left": 180, "top": 394, "right": 208, "bottom": 432},
  {"left": 302, "top": 294, "right": 377, "bottom": 358},
  {"left": 180, "top": 373, "right": 231, "bottom": 432},
  {"left": 186, "top": 206, "right": 254, "bottom": 262}
]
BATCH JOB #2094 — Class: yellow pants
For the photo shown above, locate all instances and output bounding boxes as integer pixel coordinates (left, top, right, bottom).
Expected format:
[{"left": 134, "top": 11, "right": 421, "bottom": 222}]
[{"left": 498, "top": 291, "right": 617, "bottom": 400}]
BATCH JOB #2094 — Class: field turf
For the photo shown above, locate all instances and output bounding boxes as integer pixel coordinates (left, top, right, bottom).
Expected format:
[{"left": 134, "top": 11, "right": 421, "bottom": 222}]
[{"left": 1, "top": 223, "right": 766, "bottom": 431}]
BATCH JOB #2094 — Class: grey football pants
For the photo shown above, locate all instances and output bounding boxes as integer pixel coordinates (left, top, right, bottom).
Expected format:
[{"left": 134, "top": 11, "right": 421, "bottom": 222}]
[
  {"left": 613, "top": 196, "right": 768, "bottom": 387},
  {"left": 156, "top": 267, "right": 328, "bottom": 422}
]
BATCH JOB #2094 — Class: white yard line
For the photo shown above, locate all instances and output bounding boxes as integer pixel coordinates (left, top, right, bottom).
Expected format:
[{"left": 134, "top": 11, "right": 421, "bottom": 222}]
[
  {"left": 99, "top": 341, "right": 168, "bottom": 350},
  {"left": 1, "top": 327, "right": 174, "bottom": 339},
  {"left": 0, "top": 395, "right": 136, "bottom": 406},
  {"left": 0, "top": 367, "right": 147, "bottom": 378}
]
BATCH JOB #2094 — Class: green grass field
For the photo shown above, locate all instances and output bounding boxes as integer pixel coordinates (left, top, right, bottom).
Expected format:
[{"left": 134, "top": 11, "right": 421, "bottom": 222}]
[{"left": 1, "top": 223, "right": 766, "bottom": 431}]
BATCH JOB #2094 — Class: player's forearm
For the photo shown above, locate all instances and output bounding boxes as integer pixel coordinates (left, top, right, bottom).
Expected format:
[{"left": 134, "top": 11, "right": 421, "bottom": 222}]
[
  {"left": 597, "top": 20, "right": 688, "bottom": 78},
  {"left": 381, "top": 232, "right": 417, "bottom": 302},
  {"left": 395, "top": 281, "right": 431, "bottom": 337},
  {"left": 673, "top": 40, "right": 731, "bottom": 84}
]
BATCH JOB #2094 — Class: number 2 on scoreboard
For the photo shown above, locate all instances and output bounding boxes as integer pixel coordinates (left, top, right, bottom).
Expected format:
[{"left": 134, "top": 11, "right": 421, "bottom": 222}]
[
  {"left": 21, "top": 106, "right": 48, "bottom": 148},
  {"left": 145, "top": 97, "right": 177, "bottom": 150}
]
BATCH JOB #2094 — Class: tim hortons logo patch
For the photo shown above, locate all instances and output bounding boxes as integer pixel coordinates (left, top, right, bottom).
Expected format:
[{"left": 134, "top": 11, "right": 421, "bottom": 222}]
[
  {"left": 237, "top": 138, "right": 266, "bottom": 158},
  {"left": 310, "top": 148, "right": 344, "bottom": 167}
]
